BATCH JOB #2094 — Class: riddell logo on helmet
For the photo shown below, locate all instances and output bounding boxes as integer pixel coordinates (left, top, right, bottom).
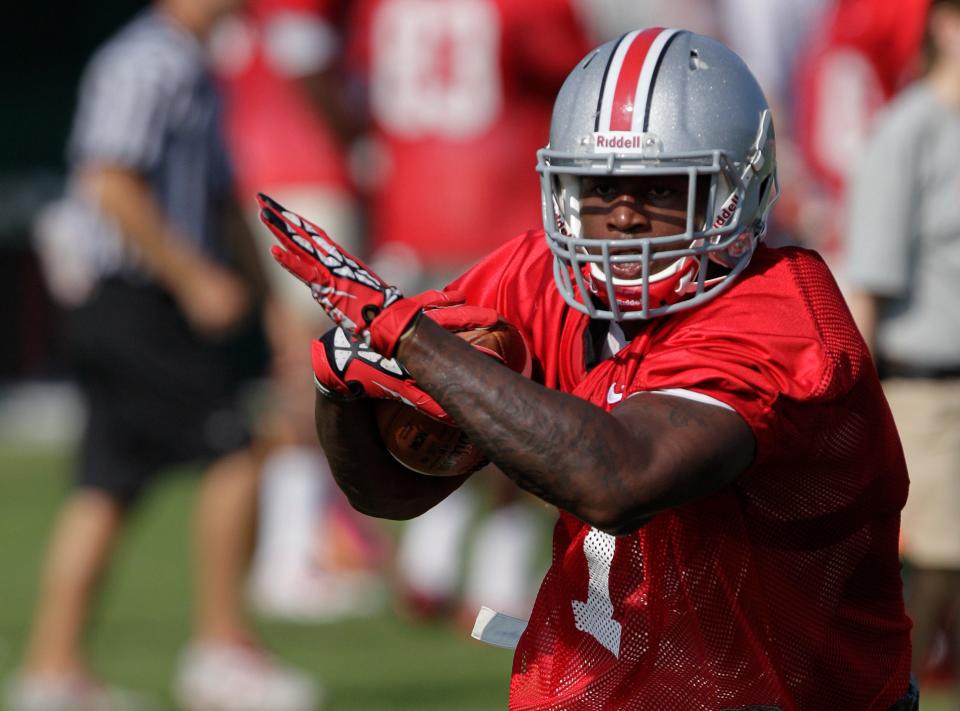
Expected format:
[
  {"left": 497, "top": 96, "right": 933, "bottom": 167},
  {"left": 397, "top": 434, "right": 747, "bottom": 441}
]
[
  {"left": 592, "top": 132, "right": 648, "bottom": 154},
  {"left": 712, "top": 193, "right": 740, "bottom": 228}
]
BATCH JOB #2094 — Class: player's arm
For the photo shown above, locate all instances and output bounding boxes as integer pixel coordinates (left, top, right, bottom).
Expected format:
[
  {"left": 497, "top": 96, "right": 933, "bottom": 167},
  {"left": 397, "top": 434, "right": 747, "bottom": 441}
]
[
  {"left": 397, "top": 317, "right": 755, "bottom": 535},
  {"left": 314, "top": 395, "right": 471, "bottom": 519},
  {"left": 256, "top": 194, "right": 753, "bottom": 531}
]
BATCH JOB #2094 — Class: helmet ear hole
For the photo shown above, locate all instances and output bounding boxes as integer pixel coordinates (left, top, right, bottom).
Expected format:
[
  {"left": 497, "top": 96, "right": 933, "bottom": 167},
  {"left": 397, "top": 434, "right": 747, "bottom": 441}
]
[
  {"left": 555, "top": 174, "right": 582, "bottom": 238},
  {"left": 758, "top": 175, "right": 772, "bottom": 204}
]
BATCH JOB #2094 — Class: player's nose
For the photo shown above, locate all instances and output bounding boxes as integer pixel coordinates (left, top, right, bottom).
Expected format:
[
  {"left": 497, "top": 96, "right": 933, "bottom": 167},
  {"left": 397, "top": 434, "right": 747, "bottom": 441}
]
[{"left": 608, "top": 200, "right": 648, "bottom": 235}]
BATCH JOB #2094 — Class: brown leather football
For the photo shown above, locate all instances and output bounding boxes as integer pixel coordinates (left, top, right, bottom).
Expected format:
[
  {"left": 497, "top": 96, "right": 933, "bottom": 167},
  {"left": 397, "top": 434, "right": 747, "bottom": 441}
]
[{"left": 375, "top": 319, "right": 530, "bottom": 477}]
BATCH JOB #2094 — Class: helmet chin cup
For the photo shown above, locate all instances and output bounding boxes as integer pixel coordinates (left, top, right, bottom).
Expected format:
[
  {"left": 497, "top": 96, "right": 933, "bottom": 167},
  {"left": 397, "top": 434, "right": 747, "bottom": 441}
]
[{"left": 585, "top": 257, "right": 699, "bottom": 313}]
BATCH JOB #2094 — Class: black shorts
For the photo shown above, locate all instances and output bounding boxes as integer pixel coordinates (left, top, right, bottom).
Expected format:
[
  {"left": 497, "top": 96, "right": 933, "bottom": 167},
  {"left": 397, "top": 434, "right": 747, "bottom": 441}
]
[{"left": 62, "top": 278, "right": 268, "bottom": 505}]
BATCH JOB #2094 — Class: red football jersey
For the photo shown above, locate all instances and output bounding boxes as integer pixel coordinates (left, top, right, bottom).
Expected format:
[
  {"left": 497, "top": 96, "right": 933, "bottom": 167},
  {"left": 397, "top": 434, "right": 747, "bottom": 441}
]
[
  {"left": 347, "top": 0, "right": 590, "bottom": 269},
  {"left": 447, "top": 232, "right": 913, "bottom": 710}
]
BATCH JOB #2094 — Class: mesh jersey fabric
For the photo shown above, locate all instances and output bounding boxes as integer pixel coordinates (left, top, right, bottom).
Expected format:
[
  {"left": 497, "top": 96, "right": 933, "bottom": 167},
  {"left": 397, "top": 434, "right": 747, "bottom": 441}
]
[{"left": 446, "top": 232, "right": 912, "bottom": 711}]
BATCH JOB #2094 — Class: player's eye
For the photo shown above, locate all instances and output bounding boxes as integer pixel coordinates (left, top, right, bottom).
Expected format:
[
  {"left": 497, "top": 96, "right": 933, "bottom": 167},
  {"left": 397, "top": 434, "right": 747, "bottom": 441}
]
[
  {"left": 647, "top": 185, "right": 675, "bottom": 201},
  {"left": 585, "top": 181, "right": 618, "bottom": 200}
]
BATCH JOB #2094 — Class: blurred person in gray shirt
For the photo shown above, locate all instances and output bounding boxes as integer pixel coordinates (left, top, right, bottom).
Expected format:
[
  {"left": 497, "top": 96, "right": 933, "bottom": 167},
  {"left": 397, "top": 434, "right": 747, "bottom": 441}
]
[
  {"left": 5, "top": 1, "right": 320, "bottom": 710},
  {"left": 846, "top": 0, "right": 960, "bottom": 697}
]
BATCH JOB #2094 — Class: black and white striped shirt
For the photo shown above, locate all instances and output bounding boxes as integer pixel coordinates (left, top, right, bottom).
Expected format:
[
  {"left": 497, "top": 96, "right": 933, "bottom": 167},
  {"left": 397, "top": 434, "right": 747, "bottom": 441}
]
[{"left": 61, "top": 7, "right": 233, "bottom": 282}]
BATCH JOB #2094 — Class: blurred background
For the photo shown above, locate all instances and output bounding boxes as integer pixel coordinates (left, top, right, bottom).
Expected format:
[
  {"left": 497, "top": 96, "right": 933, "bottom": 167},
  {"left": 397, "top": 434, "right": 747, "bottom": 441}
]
[{"left": 1, "top": 0, "right": 957, "bottom": 709}]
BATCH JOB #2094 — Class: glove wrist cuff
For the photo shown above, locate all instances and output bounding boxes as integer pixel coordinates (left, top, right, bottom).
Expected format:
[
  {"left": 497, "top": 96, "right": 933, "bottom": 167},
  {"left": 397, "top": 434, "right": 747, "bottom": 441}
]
[{"left": 368, "top": 299, "right": 424, "bottom": 357}]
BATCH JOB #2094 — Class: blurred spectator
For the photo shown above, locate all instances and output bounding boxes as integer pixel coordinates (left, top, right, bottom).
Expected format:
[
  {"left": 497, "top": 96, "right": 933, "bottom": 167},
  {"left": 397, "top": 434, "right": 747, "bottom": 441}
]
[
  {"left": 5, "top": 1, "right": 319, "bottom": 710},
  {"left": 845, "top": 0, "right": 960, "bottom": 699},
  {"left": 211, "top": 0, "right": 385, "bottom": 622},
  {"left": 343, "top": 0, "right": 590, "bottom": 623},
  {"left": 793, "top": 0, "right": 929, "bottom": 270}
]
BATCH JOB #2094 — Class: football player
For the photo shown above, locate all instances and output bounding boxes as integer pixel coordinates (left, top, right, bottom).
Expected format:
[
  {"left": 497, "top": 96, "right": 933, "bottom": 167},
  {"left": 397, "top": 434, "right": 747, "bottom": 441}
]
[{"left": 260, "top": 28, "right": 917, "bottom": 711}]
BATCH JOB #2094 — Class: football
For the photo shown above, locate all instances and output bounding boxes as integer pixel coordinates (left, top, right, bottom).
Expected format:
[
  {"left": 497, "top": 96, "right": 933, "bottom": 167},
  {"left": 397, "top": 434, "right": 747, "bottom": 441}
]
[{"left": 375, "top": 319, "right": 531, "bottom": 477}]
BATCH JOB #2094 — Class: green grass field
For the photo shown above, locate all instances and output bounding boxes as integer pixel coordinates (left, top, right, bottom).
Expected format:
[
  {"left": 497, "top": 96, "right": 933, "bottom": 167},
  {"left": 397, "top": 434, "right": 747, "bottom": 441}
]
[
  {"left": 0, "top": 445, "right": 514, "bottom": 710},
  {"left": 0, "top": 444, "right": 956, "bottom": 710}
]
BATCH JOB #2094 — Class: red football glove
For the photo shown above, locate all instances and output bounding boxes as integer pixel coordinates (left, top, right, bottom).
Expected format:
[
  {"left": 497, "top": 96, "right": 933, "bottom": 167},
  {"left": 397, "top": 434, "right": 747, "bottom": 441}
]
[
  {"left": 312, "top": 289, "right": 500, "bottom": 422},
  {"left": 261, "top": 193, "right": 433, "bottom": 356},
  {"left": 313, "top": 325, "right": 452, "bottom": 420}
]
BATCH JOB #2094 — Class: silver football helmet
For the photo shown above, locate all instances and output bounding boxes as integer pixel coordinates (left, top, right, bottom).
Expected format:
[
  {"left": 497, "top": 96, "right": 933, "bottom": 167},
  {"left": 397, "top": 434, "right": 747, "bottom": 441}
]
[{"left": 537, "top": 28, "right": 778, "bottom": 320}]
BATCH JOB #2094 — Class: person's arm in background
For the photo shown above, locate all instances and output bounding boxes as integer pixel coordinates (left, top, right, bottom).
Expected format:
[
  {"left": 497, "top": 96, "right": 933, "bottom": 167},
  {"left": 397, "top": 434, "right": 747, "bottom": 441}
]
[
  {"left": 846, "top": 290, "right": 880, "bottom": 358},
  {"left": 293, "top": 64, "right": 366, "bottom": 148},
  {"left": 69, "top": 36, "right": 257, "bottom": 338},
  {"left": 77, "top": 165, "right": 251, "bottom": 337}
]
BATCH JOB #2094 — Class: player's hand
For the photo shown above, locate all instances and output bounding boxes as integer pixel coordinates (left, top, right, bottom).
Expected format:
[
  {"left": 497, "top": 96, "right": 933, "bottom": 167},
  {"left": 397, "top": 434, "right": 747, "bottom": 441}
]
[
  {"left": 313, "top": 325, "right": 453, "bottom": 420},
  {"left": 312, "top": 289, "right": 500, "bottom": 422},
  {"left": 260, "top": 193, "right": 423, "bottom": 356}
]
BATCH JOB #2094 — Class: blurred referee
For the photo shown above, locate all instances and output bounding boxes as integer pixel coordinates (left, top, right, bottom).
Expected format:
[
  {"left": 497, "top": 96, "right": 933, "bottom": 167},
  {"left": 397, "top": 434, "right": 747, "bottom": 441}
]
[{"left": 6, "top": 1, "right": 320, "bottom": 710}]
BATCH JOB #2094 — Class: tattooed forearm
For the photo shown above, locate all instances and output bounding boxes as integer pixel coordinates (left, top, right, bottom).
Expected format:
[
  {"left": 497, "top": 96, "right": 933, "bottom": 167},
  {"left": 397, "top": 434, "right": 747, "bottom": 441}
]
[
  {"left": 395, "top": 318, "right": 756, "bottom": 531},
  {"left": 397, "top": 318, "right": 646, "bottom": 525}
]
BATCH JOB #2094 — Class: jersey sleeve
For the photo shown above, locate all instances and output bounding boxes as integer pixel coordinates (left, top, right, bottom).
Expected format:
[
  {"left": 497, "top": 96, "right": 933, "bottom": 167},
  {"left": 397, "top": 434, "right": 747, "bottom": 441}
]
[
  {"left": 629, "top": 320, "right": 827, "bottom": 456},
  {"left": 623, "top": 249, "right": 865, "bottom": 467}
]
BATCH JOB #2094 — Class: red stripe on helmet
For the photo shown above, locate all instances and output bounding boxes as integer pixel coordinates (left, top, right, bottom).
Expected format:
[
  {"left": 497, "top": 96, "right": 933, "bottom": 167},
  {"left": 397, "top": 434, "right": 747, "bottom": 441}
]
[{"left": 609, "top": 27, "right": 666, "bottom": 131}]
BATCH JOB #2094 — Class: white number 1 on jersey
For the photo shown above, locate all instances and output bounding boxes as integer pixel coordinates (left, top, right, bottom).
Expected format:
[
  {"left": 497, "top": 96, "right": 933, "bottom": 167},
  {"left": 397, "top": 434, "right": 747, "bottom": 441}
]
[{"left": 572, "top": 527, "right": 622, "bottom": 657}]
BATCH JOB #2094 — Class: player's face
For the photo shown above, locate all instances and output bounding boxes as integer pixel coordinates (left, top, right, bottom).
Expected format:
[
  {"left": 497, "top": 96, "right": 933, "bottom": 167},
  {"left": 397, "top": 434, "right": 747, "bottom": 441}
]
[{"left": 580, "top": 175, "right": 704, "bottom": 279}]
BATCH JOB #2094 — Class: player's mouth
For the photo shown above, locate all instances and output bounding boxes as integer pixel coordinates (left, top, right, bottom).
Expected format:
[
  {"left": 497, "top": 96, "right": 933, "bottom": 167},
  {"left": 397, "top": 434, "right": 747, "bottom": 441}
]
[{"left": 610, "top": 260, "right": 644, "bottom": 280}]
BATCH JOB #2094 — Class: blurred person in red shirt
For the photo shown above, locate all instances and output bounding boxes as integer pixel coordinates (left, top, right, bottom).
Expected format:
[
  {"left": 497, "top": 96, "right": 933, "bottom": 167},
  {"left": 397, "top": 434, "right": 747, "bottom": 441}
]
[
  {"left": 343, "top": 0, "right": 591, "bottom": 624},
  {"left": 710, "top": 0, "right": 831, "bottom": 252},
  {"left": 212, "top": 0, "right": 385, "bottom": 622},
  {"left": 347, "top": 0, "right": 591, "bottom": 287}
]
